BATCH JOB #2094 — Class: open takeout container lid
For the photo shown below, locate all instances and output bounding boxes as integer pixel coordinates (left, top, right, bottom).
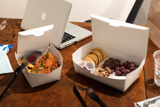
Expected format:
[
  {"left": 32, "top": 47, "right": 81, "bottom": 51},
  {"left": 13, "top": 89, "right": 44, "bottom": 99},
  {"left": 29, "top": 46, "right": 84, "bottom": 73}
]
[
  {"left": 16, "top": 24, "right": 63, "bottom": 87},
  {"left": 72, "top": 14, "right": 149, "bottom": 92},
  {"left": 17, "top": 24, "right": 53, "bottom": 54}
]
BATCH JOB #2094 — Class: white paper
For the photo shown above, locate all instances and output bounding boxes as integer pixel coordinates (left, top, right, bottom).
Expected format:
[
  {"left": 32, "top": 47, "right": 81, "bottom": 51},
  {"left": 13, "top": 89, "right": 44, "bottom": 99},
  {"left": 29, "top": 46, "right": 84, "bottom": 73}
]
[
  {"left": 0, "top": 49, "right": 13, "bottom": 74},
  {"left": 135, "top": 96, "right": 160, "bottom": 107}
]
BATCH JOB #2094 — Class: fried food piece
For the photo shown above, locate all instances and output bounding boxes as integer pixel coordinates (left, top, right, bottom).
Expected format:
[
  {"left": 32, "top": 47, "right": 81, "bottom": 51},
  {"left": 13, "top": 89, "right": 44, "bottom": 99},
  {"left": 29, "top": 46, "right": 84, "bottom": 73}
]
[
  {"left": 44, "top": 52, "right": 56, "bottom": 68},
  {"left": 18, "top": 57, "right": 25, "bottom": 64},
  {"left": 18, "top": 52, "right": 58, "bottom": 74},
  {"left": 18, "top": 57, "right": 34, "bottom": 73},
  {"left": 26, "top": 63, "right": 34, "bottom": 68},
  {"left": 18, "top": 59, "right": 23, "bottom": 64},
  {"left": 31, "top": 52, "right": 58, "bottom": 74}
]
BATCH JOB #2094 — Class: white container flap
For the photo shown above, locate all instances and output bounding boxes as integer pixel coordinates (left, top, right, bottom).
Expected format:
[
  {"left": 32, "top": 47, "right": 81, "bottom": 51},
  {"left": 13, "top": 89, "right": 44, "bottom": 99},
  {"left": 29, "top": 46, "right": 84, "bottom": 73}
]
[
  {"left": 91, "top": 14, "right": 149, "bottom": 64},
  {"left": 17, "top": 24, "right": 54, "bottom": 54}
]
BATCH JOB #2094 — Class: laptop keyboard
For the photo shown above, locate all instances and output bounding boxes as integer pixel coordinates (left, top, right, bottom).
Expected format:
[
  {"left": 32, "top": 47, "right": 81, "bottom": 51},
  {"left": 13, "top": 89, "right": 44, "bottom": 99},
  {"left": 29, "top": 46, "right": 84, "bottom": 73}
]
[{"left": 61, "top": 32, "right": 75, "bottom": 43}]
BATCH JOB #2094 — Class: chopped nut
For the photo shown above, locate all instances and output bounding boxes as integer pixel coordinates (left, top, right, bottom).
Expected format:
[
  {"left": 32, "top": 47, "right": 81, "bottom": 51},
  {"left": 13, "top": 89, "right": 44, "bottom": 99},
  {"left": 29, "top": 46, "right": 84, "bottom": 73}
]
[
  {"left": 105, "top": 72, "right": 109, "bottom": 75},
  {"left": 96, "top": 66, "right": 101, "bottom": 71},
  {"left": 99, "top": 72, "right": 103, "bottom": 76},
  {"left": 106, "top": 67, "right": 112, "bottom": 73},
  {"left": 111, "top": 69, "right": 114, "bottom": 73},
  {"left": 94, "top": 69, "right": 100, "bottom": 75},
  {"left": 105, "top": 75, "right": 109, "bottom": 77},
  {"left": 99, "top": 68, "right": 104, "bottom": 72},
  {"left": 93, "top": 64, "right": 115, "bottom": 78},
  {"left": 102, "top": 71, "right": 105, "bottom": 75}
]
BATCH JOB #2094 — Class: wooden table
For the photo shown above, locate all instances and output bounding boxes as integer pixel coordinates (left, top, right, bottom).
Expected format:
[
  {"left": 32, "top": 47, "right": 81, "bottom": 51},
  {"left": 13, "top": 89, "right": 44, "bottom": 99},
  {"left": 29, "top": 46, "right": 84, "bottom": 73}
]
[{"left": 0, "top": 18, "right": 158, "bottom": 107}]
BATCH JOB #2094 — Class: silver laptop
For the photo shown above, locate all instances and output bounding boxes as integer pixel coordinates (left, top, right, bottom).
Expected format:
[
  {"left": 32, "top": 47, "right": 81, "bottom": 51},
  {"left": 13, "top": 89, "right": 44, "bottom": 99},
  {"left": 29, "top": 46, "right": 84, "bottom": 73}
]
[{"left": 21, "top": 0, "right": 92, "bottom": 49}]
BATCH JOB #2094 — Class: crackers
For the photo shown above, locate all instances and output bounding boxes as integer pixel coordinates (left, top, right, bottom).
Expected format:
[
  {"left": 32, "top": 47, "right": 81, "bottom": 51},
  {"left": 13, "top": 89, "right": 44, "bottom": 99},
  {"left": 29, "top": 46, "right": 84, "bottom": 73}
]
[{"left": 84, "top": 47, "right": 105, "bottom": 66}]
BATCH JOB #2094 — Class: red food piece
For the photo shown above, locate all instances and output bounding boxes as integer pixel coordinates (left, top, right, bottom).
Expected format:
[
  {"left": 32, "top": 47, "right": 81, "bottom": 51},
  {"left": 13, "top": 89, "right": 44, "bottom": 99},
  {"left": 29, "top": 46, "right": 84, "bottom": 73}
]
[
  {"left": 115, "top": 66, "right": 120, "bottom": 71},
  {"left": 130, "top": 67, "right": 135, "bottom": 72},
  {"left": 116, "top": 71, "right": 122, "bottom": 76},
  {"left": 125, "top": 69, "right": 130, "bottom": 74},
  {"left": 83, "top": 66, "right": 87, "bottom": 69},
  {"left": 120, "top": 66, "right": 125, "bottom": 72}
]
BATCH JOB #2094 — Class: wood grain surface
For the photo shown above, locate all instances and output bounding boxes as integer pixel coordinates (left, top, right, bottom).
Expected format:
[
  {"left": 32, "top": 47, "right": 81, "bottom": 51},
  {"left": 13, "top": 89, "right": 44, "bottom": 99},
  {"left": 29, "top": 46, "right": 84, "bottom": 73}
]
[
  {"left": 144, "top": 38, "right": 160, "bottom": 99},
  {"left": 0, "top": 19, "right": 148, "bottom": 107}
]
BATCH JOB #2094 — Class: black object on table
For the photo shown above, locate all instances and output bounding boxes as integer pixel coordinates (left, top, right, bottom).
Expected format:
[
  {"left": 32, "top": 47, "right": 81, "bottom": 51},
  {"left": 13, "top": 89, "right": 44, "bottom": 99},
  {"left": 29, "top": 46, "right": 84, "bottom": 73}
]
[
  {"left": 73, "top": 86, "right": 88, "bottom": 107},
  {"left": 88, "top": 88, "right": 107, "bottom": 107},
  {"left": 0, "top": 64, "right": 26, "bottom": 100}
]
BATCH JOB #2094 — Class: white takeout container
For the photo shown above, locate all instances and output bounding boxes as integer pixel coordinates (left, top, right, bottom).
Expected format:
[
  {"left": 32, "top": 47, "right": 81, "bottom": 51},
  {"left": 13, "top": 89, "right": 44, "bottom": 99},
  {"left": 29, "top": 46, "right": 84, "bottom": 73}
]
[
  {"left": 72, "top": 15, "right": 149, "bottom": 92},
  {"left": 15, "top": 24, "right": 63, "bottom": 88}
]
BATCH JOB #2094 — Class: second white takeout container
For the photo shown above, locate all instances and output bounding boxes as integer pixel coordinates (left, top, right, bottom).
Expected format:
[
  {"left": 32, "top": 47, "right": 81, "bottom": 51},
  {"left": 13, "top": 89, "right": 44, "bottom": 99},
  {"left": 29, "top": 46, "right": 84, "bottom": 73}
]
[
  {"left": 72, "top": 15, "right": 149, "bottom": 92},
  {"left": 15, "top": 24, "right": 63, "bottom": 88}
]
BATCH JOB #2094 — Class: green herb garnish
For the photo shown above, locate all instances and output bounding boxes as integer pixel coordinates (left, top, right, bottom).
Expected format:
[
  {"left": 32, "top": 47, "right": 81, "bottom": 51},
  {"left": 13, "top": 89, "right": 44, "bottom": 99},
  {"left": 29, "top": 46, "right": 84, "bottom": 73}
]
[
  {"left": 21, "top": 57, "right": 24, "bottom": 60},
  {"left": 36, "top": 70, "right": 39, "bottom": 73},
  {"left": 39, "top": 67, "right": 44, "bottom": 70},
  {"left": 37, "top": 66, "right": 40, "bottom": 70},
  {"left": 46, "top": 52, "right": 49, "bottom": 59},
  {"left": 41, "top": 61, "right": 44, "bottom": 67},
  {"left": 21, "top": 57, "right": 25, "bottom": 63},
  {"left": 43, "top": 70, "right": 45, "bottom": 72},
  {"left": 51, "top": 67, "right": 54, "bottom": 70}
]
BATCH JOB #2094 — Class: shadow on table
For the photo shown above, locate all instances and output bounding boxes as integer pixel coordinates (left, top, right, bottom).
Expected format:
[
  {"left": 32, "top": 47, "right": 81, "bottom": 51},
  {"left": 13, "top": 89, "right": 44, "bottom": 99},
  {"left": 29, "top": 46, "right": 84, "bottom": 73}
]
[
  {"left": 87, "top": 77, "right": 141, "bottom": 98},
  {"left": 66, "top": 67, "right": 141, "bottom": 98},
  {"left": 65, "top": 67, "right": 89, "bottom": 89},
  {"left": 145, "top": 78, "right": 160, "bottom": 93},
  {"left": 0, "top": 72, "right": 58, "bottom": 99}
]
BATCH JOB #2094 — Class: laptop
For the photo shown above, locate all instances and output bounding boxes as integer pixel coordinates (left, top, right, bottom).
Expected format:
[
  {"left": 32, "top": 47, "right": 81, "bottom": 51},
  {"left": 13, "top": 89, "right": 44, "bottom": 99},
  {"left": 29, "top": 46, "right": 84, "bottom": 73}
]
[{"left": 21, "top": 0, "right": 92, "bottom": 49}]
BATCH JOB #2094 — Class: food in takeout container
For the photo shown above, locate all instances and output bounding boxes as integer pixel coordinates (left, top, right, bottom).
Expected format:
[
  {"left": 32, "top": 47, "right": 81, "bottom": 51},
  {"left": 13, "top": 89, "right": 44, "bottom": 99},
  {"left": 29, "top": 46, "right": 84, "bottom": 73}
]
[
  {"left": 79, "top": 48, "right": 139, "bottom": 78},
  {"left": 93, "top": 65, "right": 114, "bottom": 77},
  {"left": 84, "top": 47, "right": 105, "bottom": 67},
  {"left": 72, "top": 14, "right": 149, "bottom": 92},
  {"left": 15, "top": 24, "right": 63, "bottom": 88},
  {"left": 93, "top": 57, "right": 139, "bottom": 77},
  {"left": 78, "top": 60, "right": 95, "bottom": 72},
  {"left": 78, "top": 47, "right": 105, "bottom": 72},
  {"left": 18, "top": 51, "right": 59, "bottom": 74}
]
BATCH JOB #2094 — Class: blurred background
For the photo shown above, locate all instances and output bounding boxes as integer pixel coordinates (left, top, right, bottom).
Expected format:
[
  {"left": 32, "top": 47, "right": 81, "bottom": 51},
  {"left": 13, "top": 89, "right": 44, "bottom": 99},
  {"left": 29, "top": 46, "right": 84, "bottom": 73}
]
[{"left": 0, "top": 0, "right": 151, "bottom": 25}]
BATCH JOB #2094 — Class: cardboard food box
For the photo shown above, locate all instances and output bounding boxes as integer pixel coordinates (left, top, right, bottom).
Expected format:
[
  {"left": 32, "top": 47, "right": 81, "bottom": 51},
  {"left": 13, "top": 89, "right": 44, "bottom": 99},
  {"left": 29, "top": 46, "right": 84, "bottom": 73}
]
[
  {"left": 72, "top": 15, "right": 149, "bottom": 92},
  {"left": 15, "top": 24, "right": 63, "bottom": 88}
]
